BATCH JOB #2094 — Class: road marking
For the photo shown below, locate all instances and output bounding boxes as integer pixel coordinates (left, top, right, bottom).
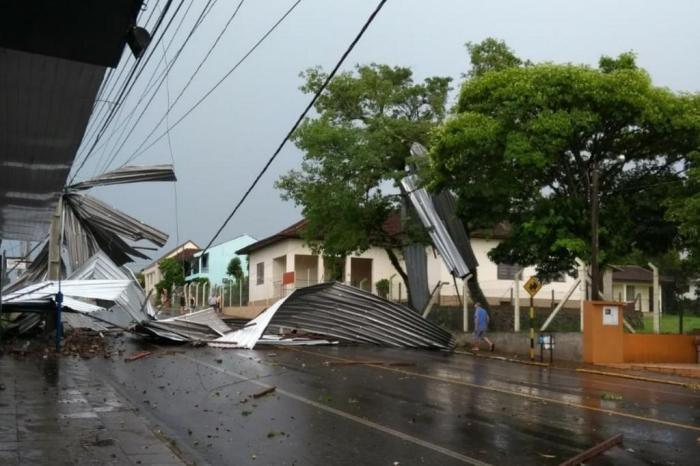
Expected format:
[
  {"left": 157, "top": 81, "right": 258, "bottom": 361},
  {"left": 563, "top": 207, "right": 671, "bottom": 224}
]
[
  {"left": 289, "top": 348, "right": 700, "bottom": 433},
  {"left": 181, "top": 354, "right": 490, "bottom": 466}
]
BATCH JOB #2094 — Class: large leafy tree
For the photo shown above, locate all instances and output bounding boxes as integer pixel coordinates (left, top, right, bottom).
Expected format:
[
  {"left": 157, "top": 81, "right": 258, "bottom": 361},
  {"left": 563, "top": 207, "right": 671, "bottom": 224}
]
[
  {"left": 276, "top": 64, "right": 451, "bottom": 304},
  {"left": 429, "top": 41, "right": 700, "bottom": 292}
]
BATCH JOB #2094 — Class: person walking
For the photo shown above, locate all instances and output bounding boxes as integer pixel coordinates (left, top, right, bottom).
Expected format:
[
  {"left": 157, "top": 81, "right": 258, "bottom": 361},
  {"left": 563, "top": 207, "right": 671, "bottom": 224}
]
[{"left": 472, "top": 302, "right": 494, "bottom": 352}]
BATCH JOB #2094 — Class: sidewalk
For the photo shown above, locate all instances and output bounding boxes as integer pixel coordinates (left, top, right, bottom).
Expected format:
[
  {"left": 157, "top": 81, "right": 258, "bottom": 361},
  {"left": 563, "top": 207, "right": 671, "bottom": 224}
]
[
  {"left": 0, "top": 350, "right": 188, "bottom": 465},
  {"left": 457, "top": 346, "right": 700, "bottom": 386}
]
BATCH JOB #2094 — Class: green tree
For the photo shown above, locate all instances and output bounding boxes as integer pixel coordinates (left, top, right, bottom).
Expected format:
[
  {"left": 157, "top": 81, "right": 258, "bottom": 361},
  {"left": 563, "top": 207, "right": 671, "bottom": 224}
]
[
  {"left": 465, "top": 38, "right": 523, "bottom": 78},
  {"left": 429, "top": 41, "right": 700, "bottom": 290},
  {"left": 226, "top": 256, "right": 244, "bottom": 283},
  {"left": 155, "top": 257, "right": 185, "bottom": 301},
  {"left": 276, "top": 64, "right": 452, "bottom": 307}
]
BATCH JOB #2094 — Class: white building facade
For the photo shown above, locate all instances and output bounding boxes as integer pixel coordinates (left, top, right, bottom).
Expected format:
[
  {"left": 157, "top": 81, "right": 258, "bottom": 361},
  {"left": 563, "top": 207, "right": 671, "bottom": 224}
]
[{"left": 237, "top": 220, "right": 583, "bottom": 308}]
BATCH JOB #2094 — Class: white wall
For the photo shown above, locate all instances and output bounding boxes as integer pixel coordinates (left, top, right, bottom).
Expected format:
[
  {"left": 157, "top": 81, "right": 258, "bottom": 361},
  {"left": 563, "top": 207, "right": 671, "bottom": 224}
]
[{"left": 247, "top": 237, "right": 583, "bottom": 307}]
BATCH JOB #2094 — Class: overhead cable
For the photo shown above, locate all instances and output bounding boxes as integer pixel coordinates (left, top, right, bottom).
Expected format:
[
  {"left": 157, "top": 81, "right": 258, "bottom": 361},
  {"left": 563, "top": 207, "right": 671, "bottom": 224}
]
[
  {"left": 121, "top": 0, "right": 303, "bottom": 167},
  {"left": 69, "top": 0, "right": 181, "bottom": 184},
  {"left": 102, "top": 0, "right": 243, "bottom": 174},
  {"left": 200, "top": 0, "right": 389, "bottom": 255},
  {"left": 86, "top": 0, "right": 201, "bottom": 177}
]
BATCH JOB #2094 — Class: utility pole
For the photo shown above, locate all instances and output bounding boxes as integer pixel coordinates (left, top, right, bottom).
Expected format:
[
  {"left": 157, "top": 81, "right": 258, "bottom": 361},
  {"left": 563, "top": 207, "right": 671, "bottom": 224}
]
[
  {"left": 590, "top": 159, "right": 600, "bottom": 300},
  {"left": 46, "top": 195, "right": 63, "bottom": 337},
  {"left": 47, "top": 196, "right": 63, "bottom": 281}
]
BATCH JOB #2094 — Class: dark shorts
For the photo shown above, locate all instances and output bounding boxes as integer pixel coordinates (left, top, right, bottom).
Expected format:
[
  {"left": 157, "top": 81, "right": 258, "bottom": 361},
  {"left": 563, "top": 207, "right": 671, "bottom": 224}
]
[{"left": 475, "top": 330, "right": 486, "bottom": 338}]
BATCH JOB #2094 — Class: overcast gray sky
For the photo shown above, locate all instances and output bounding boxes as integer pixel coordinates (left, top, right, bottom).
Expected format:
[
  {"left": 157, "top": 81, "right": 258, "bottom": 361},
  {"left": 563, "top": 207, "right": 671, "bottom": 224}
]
[{"left": 68, "top": 0, "right": 700, "bottom": 269}]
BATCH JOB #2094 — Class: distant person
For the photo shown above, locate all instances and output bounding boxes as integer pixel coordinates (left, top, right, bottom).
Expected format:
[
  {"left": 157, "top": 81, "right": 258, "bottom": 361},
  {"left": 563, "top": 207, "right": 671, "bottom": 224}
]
[
  {"left": 209, "top": 294, "right": 219, "bottom": 313},
  {"left": 472, "top": 302, "right": 494, "bottom": 352}
]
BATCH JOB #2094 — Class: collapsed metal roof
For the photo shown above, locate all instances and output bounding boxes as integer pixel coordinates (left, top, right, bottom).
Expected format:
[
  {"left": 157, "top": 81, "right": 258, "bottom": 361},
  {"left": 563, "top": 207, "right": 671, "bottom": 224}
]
[
  {"left": 0, "top": 0, "right": 145, "bottom": 242},
  {"left": 401, "top": 175, "right": 470, "bottom": 279},
  {"left": 211, "top": 282, "right": 455, "bottom": 350}
]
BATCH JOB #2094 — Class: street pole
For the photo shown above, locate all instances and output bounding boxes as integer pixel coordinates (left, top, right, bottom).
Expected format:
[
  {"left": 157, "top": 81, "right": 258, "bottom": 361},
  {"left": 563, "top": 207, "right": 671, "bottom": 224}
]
[
  {"left": 529, "top": 295, "right": 535, "bottom": 361},
  {"left": 590, "top": 159, "right": 600, "bottom": 300}
]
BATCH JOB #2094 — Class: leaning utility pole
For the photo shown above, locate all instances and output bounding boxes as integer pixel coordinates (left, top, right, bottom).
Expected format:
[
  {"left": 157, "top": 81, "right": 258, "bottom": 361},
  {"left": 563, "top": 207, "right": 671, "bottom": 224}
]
[
  {"left": 45, "top": 195, "right": 63, "bottom": 335},
  {"left": 47, "top": 196, "right": 63, "bottom": 281}
]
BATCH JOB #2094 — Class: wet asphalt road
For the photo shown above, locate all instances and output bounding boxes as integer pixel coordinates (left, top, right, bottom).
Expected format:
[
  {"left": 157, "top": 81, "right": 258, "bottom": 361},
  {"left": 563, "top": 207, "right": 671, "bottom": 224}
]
[{"left": 84, "top": 336, "right": 700, "bottom": 466}]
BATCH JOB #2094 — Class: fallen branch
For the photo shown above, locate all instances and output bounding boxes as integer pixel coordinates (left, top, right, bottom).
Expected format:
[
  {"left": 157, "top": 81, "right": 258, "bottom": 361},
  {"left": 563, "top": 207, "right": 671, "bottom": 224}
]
[
  {"left": 558, "top": 433, "right": 623, "bottom": 466},
  {"left": 252, "top": 386, "right": 276, "bottom": 399},
  {"left": 124, "top": 351, "right": 152, "bottom": 362}
]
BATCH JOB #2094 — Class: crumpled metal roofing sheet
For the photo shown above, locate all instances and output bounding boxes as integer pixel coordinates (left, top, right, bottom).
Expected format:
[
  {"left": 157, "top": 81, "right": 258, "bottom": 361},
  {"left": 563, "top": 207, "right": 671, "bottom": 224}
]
[
  {"left": 0, "top": 48, "right": 105, "bottom": 242},
  {"left": 67, "top": 165, "right": 176, "bottom": 191},
  {"left": 159, "top": 308, "right": 231, "bottom": 336},
  {"left": 137, "top": 309, "right": 232, "bottom": 342},
  {"left": 68, "top": 251, "right": 155, "bottom": 321},
  {"left": 401, "top": 175, "right": 470, "bottom": 279},
  {"left": 211, "top": 282, "right": 454, "bottom": 350},
  {"left": 210, "top": 294, "right": 292, "bottom": 349},
  {"left": 3, "top": 280, "right": 132, "bottom": 303}
]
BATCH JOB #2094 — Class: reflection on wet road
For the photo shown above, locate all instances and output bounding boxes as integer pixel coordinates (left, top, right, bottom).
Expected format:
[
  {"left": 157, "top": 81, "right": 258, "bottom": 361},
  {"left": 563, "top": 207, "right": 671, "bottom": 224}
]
[{"left": 87, "top": 339, "right": 700, "bottom": 465}]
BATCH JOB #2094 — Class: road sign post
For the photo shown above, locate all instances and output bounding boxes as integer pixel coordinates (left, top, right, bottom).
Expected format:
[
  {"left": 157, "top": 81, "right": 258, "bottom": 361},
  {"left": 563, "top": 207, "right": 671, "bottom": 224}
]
[{"left": 523, "top": 276, "right": 542, "bottom": 361}]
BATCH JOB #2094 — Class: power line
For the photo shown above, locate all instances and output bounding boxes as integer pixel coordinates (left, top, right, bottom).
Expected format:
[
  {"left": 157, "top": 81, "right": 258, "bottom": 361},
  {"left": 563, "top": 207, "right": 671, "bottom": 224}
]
[
  {"left": 101, "top": 0, "right": 240, "bottom": 174},
  {"left": 80, "top": 0, "right": 164, "bottom": 149},
  {"left": 121, "top": 0, "right": 303, "bottom": 167},
  {"left": 83, "top": 0, "right": 196, "bottom": 177},
  {"left": 161, "top": 42, "right": 181, "bottom": 254},
  {"left": 200, "top": 0, "right": 389, "bottom": 255},
  {"left": 69, "top": 0, "right": 181, "bottom": 184},
  {"left": 90, "top": 0, "right": 213, "bottom": 176}
]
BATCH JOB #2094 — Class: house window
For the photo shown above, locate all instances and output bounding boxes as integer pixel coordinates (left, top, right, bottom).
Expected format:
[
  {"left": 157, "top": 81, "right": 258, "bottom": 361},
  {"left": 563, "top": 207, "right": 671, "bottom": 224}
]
[
  {"left": 497, "top": 263, "right": 521, "bottom": 280},
  {"left": 256, "top": 262, "right": 264, "bottom": 285},
  {"left": 201, "top": 253, "right": 209, "bottom": 273},
  {"left": 626, "top": 285, "right": 636, "bottom": 301}
]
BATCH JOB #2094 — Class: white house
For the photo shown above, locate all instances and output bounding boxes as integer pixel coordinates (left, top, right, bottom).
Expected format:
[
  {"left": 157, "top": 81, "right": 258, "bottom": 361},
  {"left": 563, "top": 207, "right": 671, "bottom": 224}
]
[
  {"left": 142, "top": 240, "right": 200, "bottom": 298},
  {"left": 236, "top": 218, "right": 584, "bottom": 309}
]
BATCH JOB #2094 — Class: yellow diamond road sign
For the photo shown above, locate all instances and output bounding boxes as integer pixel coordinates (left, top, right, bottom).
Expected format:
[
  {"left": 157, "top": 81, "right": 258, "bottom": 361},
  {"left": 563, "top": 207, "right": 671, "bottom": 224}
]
[{"left": 524, "top": 276, "right": 542, "bottom": 297}]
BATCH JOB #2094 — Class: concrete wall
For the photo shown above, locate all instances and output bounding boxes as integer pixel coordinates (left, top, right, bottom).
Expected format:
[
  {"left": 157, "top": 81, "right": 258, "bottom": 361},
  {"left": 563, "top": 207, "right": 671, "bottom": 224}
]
[{"left": 454, "top": 331, "right": 583, "bottom": 362}]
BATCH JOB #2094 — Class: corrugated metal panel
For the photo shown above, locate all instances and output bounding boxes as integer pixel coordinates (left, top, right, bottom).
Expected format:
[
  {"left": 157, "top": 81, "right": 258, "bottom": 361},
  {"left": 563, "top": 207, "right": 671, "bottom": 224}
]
[
  {"left": 211, "top": 282, "right": 455, "bottom": 350},
  {"left": 401, "top": 175, "right": 470, "bottom": 279},
  {"left": 68, "top": 165, "right": 177, "bottom": 191},
  {"left": 403, "top": 243, "right": 430, "bottom": 311},
  {"left": 0, "top": 48, "right": 105, "bottom": 241},
  {"left": 3, "top": 280, "right": 132, "bottom": 303}
]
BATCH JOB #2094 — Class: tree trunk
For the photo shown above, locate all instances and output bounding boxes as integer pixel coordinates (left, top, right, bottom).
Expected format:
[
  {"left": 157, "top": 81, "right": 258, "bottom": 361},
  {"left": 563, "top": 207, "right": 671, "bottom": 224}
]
[
  {"left": 466, "top": 267, "right": 490, "bottom": 310},
  {"left": 383, "top": 247, "right": 412, "bottom": 308}
]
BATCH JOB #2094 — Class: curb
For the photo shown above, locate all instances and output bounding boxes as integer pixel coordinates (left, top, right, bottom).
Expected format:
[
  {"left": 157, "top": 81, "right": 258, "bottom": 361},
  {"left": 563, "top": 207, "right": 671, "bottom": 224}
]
[
  {"left": 575, "top": 368, "right": 700, "bottom": 389},
  {"left": 455, "top": 349, "right": 700, "bottom": 390}
]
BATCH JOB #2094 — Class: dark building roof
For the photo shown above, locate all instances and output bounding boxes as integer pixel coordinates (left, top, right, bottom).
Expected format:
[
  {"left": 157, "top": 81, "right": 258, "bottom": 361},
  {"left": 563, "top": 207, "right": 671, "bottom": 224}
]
[
  {"left": 237, "top": 214, "right": 404, "bottom": 255},
  {"left": 0, "top": 0, "right": 144, "bottom": 67},
  {"left": 611, "top": 265, "right": 673, "bottom": 284},
  {"left": 237, "top": 212, "right": 511, "bottom": 256}
]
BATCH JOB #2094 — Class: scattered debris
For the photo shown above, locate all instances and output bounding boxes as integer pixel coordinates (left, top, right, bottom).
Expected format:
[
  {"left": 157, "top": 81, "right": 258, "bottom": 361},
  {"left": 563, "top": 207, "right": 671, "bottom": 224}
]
[
  {"left": 124, "top": 351, "right": 152, "bottom": 362},
  {"left": 559, "top": 433, "right": 623, "bottom": 466},
  {"left": 252, "top": 387, "right": 276, "bottom": 399}
]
